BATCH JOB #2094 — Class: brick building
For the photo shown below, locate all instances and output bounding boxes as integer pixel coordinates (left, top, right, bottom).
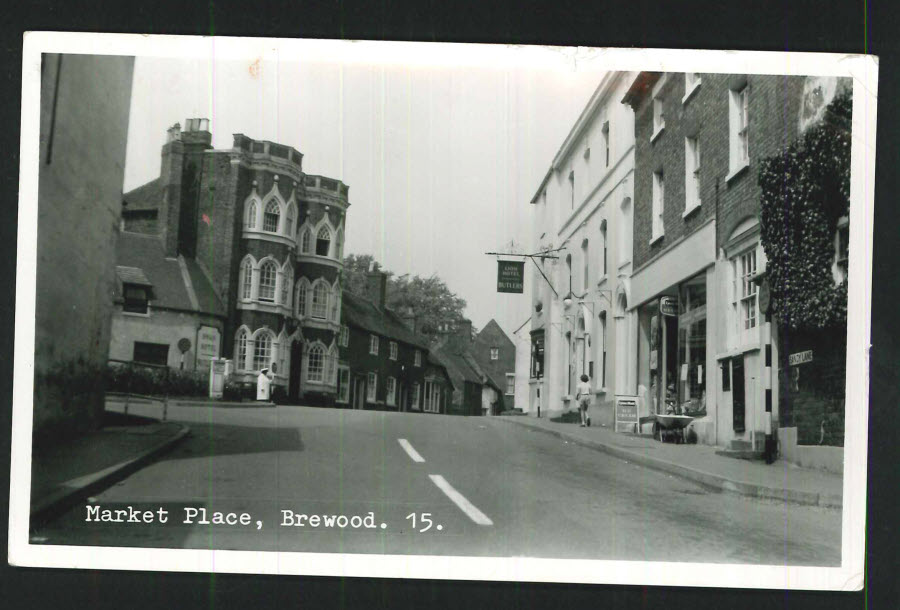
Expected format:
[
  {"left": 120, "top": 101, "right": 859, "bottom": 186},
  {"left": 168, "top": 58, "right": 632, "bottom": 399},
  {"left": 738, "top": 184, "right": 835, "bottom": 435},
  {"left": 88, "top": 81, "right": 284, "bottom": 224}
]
[
  {"left": 472, "top": 319, "right": 516, "bottom": 412},
  {"left": 337, "top": 268, "right": 451, "bottom": 413},
  {"left": 34, "top": 54, "right": 134, "bottom": 443},
  {"left": 118, "top": 119, "right": 349, "bottom": 403},
  {"left": 623, "top": 72, "right": 845, "bottom": 451}
]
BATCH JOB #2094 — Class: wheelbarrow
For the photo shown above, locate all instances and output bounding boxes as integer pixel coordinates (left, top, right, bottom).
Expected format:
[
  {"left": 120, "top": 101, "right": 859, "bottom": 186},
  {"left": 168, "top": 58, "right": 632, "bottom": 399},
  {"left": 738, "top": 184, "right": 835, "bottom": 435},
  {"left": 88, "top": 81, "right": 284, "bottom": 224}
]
[{"left": 653, "top": 414, "right": 694, "bottom": 444}]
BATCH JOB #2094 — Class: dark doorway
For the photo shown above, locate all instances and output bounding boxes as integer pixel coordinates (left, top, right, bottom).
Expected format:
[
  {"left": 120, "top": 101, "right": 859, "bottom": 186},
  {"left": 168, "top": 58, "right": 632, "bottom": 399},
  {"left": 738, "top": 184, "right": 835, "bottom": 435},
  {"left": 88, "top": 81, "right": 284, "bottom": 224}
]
[
  {"left": 289, "top": 340, "right": 303, "bottom": 402},
  {"left": 399, "top": 384, "right": 407, "bottom": 412},
  {"left": 354, "top": 376, "right": 366, "bottom": 410},
  {"left": 732, "top": 357, "right": 745, "bottom": 433}
]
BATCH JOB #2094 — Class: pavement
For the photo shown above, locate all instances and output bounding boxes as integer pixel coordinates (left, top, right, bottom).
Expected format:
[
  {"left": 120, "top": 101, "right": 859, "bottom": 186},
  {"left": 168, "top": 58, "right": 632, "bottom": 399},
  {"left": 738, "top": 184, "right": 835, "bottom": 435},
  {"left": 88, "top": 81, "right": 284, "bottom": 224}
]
[
  {"left": 29, "top": 411, "right": 189, "bottom": 528},
  {"left": 499, "top": 414, "right": 844, "bottom": 508}
]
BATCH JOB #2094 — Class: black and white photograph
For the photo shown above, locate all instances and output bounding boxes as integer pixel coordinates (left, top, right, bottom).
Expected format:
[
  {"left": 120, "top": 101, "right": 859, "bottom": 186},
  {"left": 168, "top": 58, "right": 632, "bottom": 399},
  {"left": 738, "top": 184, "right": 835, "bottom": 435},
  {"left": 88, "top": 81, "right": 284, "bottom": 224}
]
[{"left": 9, "top": 34, "right": 876, "bottom": 590}]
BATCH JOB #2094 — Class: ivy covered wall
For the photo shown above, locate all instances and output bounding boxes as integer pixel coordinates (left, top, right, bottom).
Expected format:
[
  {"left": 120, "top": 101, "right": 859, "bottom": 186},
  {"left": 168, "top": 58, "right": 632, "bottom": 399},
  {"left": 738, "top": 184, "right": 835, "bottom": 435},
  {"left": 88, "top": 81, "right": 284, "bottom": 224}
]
[{"left": 758, "top": 86, "right": 851, "bottom": 446}]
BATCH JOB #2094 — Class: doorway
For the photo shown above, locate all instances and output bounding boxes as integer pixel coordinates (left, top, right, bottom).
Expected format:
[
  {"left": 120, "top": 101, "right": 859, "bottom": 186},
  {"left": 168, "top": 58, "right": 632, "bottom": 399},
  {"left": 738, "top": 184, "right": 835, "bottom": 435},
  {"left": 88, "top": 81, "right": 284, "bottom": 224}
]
[{"left": 354, "top": 376, "right": 366, "bottom": 410}]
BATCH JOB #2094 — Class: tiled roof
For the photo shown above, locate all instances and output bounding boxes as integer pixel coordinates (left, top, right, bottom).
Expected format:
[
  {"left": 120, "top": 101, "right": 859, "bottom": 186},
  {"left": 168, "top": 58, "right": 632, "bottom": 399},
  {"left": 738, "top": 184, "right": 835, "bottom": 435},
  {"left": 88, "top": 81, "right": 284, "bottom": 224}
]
[
  {"left": 122, "top": 178, "right": 161, "bottom": 212},
  {"left": 115, "top": 231, "right": 225, "bottom": 317},
  {"left": 340, "top": 291, "right": 429, "bottom": 350}
]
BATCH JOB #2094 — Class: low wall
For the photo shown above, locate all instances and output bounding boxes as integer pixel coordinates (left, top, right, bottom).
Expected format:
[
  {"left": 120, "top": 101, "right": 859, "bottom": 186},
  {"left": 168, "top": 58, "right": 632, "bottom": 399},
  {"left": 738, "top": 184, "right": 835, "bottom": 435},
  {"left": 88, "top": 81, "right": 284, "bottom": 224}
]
[{"left": 779, "top": 427, "right": 844, "bottom": 474}]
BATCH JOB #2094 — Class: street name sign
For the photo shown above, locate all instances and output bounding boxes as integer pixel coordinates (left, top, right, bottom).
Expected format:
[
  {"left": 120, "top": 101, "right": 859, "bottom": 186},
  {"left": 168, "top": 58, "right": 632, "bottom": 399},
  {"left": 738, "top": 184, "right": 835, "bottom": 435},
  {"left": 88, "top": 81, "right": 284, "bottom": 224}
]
[
  {"left": 497, "top": 260, "right": 524, "bottom": 293},
  {"left": 788, "top": 350, "right": 813, "bottom": 366}
]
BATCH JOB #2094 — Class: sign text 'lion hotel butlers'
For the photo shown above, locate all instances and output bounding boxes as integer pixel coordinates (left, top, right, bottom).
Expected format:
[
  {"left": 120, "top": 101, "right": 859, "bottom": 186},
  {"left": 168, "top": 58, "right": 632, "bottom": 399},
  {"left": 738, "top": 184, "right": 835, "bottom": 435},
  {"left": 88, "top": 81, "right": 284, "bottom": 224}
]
[{"left": 497, "top": 260, "right": 525, "bottom": 294}]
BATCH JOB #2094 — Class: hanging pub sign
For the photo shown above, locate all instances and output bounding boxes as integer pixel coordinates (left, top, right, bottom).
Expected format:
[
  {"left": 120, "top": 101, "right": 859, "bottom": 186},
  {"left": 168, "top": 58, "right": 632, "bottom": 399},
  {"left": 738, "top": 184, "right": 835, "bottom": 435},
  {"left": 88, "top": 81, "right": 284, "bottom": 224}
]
[
  {"left": 659, "top": 296, "right": 678, "bottom": 316},
  {"left": 497, "top": 260, "right": 525, "bottom": 293}
]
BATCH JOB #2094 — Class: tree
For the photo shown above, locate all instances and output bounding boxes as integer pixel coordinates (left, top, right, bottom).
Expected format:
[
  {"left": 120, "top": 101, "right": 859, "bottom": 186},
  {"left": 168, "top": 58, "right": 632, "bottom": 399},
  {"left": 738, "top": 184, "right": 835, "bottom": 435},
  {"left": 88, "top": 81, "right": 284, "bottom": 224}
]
[{"left": 341, "top": 254, "right": 467, "bottom": 343}]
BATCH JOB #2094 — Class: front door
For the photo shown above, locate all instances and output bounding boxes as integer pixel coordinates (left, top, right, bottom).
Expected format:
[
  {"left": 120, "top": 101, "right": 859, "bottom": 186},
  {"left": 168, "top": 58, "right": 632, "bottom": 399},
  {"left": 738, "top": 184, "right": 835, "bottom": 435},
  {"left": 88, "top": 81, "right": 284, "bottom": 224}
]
[
  {"left": 399, "top": 384, "right": 407, "bottom": 412},
  {"left": 354, "top": 376, "right": 366, "bottom": 410},
  {"left": 289, "top": 340, "right": 303, "bottom": 402}
]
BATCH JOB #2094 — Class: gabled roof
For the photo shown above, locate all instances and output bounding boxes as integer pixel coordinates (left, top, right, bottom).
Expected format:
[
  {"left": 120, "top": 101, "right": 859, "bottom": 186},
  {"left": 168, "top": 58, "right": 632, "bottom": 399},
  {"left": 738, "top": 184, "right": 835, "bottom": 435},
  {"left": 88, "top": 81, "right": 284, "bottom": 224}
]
[
  {"left": 431, "top": 342, "right": 502, "bottom": 394},
  {"left": 475, "top": 319, "right": 514, "bottom": 349},
  {"left": 340, "top": 290, "right": 430, "bottom": 350},
  {"left": 114, "top": 231, "right": 225, "bottom": 317},
  {"left": 122, "top": 178, "right": 161, "bottom": 212}
]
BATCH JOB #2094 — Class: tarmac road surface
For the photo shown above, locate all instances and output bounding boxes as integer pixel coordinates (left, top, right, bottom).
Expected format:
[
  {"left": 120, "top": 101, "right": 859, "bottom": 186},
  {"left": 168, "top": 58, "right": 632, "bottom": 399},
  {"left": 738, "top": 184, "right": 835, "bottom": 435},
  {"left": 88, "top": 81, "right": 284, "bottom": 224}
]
[{"left": 33, "top": 404, "right": 842, "bottom": 566}]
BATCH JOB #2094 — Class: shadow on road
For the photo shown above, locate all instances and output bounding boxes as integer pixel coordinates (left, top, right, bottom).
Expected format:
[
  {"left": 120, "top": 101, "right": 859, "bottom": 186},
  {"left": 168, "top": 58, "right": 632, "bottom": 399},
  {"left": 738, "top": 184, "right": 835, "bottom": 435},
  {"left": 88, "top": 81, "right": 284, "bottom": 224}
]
[{"left": 157, "top": 422, "right": 304, "bottom": 462}]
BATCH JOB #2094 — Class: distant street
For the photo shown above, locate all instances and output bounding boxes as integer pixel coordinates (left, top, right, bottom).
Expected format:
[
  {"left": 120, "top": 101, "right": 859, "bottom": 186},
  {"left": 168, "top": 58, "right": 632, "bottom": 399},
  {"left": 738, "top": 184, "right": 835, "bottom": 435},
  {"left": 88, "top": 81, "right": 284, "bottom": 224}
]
[{"left": 33, "top": 403, "right": 841, "bottom": 565}]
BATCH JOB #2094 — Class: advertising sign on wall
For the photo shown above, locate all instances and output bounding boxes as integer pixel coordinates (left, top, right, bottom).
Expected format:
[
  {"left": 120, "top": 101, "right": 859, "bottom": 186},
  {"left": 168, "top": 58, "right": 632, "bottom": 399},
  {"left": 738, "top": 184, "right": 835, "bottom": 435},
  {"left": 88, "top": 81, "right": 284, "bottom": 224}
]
[{"left": 197, "top": 326, "right": 221, "bottom": 362}]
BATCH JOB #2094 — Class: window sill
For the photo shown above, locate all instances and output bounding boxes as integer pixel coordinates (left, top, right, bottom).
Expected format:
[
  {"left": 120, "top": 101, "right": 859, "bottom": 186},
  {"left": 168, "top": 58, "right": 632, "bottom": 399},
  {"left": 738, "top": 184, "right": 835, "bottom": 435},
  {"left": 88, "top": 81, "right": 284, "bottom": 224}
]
[
  {"left": 682, "top": 203, "right": 701, "bottom": 219},
  {"left": 597, "top": 275, "right": 608, "bottom": 287},
  {"left": 682, "top": 81, "right": 701, "bottom": 105},
  {"left": 121, "top": 310, "right": 151, "bottom": 318},
  {"left": 562, "top": 394, "right": 573, "bottom": 402},
  {"left": 649, "top": 233, "right": 665, "bottom": 246},
  {"left": 725, "top": 162, "right": 749, "bottom": 185},
  {"left": 650, "top": 125, "right": 665, "bottom": 143}
]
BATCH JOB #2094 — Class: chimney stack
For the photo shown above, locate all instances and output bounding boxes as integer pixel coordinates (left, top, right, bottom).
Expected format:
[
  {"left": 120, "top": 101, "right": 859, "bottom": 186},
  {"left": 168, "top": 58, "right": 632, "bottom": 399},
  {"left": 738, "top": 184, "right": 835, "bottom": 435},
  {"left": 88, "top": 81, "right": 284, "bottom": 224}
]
[
  {"left": 455, "top": 319, "right": 473, "bottom": 345},
  {"left": 366, "top": 262, "right": 387, "bottom": 309}
]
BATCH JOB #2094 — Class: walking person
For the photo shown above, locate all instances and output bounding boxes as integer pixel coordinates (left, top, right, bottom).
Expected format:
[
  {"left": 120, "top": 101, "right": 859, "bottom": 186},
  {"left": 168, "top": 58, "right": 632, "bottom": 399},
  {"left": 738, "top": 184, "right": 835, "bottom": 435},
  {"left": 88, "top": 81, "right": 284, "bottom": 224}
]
[{"left": 576, "top": 374, "right": 592, "bottom": 427}]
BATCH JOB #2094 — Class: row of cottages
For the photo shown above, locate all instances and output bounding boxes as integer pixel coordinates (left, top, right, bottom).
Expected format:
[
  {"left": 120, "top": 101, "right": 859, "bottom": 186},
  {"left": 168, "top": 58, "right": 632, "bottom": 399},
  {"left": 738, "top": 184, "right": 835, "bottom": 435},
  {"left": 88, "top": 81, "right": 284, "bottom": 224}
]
[
  {"left": 431, "top": 320, "right": 506, "bottom": 416},
  {"left": 114, "top": 119, "right": 351, "bottom": 404},
  {"left": 519, "top": 71, "right": 851, "bottom": 457},
  {"left": 337, "top": 268, "right": 453, "bottom": 413}
]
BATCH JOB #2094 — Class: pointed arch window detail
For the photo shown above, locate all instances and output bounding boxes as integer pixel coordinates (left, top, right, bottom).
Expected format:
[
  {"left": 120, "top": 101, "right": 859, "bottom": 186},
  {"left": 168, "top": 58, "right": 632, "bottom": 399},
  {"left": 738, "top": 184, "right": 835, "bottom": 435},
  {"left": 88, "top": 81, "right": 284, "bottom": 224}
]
[
  {"left": 316, "top": 226, "right": 332, "bottom": 256},
  {"left": 241, "top": 258, "right": 253, "bottom": 300},
  {"left": 252, "top": 331, "right": 273, "bottom": 372},
  {"left": 307, "top": 344, "right": 325, "bottom": 382},
  {"left": 296, "top": 281, "right": 308, "bottom": 317},
  {"left": 311, "top": 281, "right": 329, "bottom": 318},
  {"left": 300, "top": 227, "right": 312, "bottom": 253},
  {"left": 259, "top": 260, "right": 277, "bottom": 302},
  {"left": 263, "top": 200, "right": 280, "bottom": 232},
  {"left": 235, "top": 329, "right": 248, "bottom": 370},
  {"left": 246, "top": 201, "right": 258, "bottom": 230}
]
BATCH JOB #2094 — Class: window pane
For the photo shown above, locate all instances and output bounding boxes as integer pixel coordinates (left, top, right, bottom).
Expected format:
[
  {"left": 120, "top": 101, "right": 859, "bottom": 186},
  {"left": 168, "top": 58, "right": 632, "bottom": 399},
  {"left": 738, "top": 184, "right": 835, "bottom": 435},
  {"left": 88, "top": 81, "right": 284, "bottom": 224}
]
[
  {"left": 263, "top": 201, "right": 280, "bottom": 232},
  {"left": 259, "top": 263, "right": 276, "bottom": 301}
]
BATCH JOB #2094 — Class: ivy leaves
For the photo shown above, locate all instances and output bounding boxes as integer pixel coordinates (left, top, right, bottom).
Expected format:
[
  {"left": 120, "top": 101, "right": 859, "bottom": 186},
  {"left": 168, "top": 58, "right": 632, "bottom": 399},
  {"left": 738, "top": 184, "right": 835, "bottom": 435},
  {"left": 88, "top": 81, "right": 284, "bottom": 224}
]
[{"left": 758, "top": 89, "right": 851, "bottom": 332}]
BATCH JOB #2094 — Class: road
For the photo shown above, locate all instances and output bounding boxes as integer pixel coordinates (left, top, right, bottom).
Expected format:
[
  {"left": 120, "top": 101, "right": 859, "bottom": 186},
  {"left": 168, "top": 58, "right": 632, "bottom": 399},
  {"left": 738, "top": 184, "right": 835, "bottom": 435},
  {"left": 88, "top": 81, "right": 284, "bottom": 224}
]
[{"left": 32, "top": 403, "right": 842, "bottom": 565}]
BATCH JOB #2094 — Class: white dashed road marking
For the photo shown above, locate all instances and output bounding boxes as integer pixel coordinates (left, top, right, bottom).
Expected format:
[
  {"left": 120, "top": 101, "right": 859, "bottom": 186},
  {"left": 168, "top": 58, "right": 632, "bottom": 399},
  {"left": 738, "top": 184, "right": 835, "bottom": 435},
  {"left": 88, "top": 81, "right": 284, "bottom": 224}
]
[
  {"left": 397, "top": 438, "right": 425, "bottom": 463},
  {"left": 428, "top": 474, "right": 493, "bottom": 526}
]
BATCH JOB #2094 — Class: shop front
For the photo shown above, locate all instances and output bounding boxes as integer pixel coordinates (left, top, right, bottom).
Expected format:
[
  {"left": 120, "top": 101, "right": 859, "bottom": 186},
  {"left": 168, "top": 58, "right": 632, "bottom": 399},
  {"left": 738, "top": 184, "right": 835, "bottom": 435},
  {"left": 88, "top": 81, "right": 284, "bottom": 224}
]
[{"left": 636, "top": 273, "right": 708, "bottom": 422}]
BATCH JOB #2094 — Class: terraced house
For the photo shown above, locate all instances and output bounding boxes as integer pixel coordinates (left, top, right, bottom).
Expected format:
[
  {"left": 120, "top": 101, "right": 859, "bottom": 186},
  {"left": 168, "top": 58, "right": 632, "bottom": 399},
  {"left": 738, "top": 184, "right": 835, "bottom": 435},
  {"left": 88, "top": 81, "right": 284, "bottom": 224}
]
[{"left": 115, "top": 118, "right": 349, "bottom": 404}]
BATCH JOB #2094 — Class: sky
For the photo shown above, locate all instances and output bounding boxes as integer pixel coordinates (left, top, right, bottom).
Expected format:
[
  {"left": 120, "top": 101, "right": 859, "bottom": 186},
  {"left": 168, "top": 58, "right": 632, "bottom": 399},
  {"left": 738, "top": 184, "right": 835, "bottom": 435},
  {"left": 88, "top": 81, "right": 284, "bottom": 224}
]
[{"left": 123, "top": 48, "right": 605, "bottom": 339}]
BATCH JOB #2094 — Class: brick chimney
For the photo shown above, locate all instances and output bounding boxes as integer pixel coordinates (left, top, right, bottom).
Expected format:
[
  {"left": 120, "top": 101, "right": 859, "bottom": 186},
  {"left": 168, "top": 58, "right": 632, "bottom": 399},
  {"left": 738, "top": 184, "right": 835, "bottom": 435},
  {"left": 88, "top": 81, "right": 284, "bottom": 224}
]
[
  {"left": 157, "top": 118, "right": 213, "bottom": 258},
  {"left": 454, "top": 319, "right": 473, "bottom": 345},
  {"left": 366, "top": 262, "right": 387, "bottom": 309}
]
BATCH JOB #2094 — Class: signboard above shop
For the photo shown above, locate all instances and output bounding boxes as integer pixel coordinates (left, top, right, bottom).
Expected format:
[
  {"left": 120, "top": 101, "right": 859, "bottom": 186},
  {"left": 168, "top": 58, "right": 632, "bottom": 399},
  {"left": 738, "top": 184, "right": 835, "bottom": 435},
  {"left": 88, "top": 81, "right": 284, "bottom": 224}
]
[
  {"left": 497, "top": 260, "right": 525, "bottom": 293},
  {"left": 659, "top": 296, "right": 678, "bottom": 316}
]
